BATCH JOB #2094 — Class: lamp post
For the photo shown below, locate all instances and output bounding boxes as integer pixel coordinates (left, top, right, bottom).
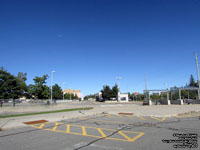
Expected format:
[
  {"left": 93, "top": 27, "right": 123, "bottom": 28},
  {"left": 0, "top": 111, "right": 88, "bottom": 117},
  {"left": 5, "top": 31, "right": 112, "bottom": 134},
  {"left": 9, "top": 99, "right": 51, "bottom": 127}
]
[
  {"left": 116, "top": 77, "right": 121, "bottom": 91},
  {"left": 70, "top": 87, "right": 72, "bottom": 100},
  {"left": 62, "top": 82, "right": 65, "bottom": 100},
  {"left": 195, "top": 52, "right": 200, "bottom": 100},
  {"left": 116, "top": 77, "right": 121, "bottom": 101},
  {"left": 51, "top": 70, "right": 56, "bottom": 103}
]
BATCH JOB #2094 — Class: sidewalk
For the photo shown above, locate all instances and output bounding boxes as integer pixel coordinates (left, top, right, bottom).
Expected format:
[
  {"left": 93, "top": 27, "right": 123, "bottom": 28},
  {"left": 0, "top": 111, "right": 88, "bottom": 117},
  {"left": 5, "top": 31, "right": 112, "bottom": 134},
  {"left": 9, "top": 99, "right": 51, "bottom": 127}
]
[{"left": 0, "top": 103, "right": 200, "bottom": 131}]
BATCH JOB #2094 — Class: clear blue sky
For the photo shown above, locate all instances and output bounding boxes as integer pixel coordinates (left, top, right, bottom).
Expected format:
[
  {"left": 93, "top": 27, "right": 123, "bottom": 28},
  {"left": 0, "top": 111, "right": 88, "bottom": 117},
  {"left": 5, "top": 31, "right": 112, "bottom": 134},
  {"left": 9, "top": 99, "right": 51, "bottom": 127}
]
[{"left": 0, "top": 0, "right": 200, "bottom": 96}]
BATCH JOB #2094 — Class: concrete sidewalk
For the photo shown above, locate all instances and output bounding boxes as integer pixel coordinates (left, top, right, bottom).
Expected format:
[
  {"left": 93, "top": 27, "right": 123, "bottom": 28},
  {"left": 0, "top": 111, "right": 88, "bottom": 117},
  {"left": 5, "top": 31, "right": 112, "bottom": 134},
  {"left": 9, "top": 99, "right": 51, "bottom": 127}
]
[{"left": 0, "top": 103, "right": 200, "bottom": 131}]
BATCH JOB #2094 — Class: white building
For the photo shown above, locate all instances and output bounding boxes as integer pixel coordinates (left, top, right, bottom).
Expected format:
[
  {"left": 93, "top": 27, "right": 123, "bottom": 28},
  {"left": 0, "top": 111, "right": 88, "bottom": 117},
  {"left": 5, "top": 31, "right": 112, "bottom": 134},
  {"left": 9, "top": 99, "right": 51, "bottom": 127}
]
[{"left": 95, "top": 92, "right": 129, "bottom": 102}]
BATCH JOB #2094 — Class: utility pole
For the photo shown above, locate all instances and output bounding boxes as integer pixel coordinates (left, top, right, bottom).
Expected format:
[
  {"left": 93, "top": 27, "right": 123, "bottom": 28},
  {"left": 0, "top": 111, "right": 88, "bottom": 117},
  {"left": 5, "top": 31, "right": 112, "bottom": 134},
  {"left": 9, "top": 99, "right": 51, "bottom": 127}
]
[
  {"left": 51, "top": 70, "right": 56, "bottom": 103},
  {"left": 62, "top": 82, "right": 65, "bottom": 100},
  {"left": 144, "top": 75, "right": 148, "bottom": 100},
  {"left": 195, "top": 52, "right": 200, "bottom": 99}
]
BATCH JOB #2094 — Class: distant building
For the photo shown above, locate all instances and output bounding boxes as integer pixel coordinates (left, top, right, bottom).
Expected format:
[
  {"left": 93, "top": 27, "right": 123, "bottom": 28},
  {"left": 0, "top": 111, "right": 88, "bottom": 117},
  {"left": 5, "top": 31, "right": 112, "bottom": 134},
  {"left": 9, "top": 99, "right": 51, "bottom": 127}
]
[
  {"left": 63, "top": 88, "right": 82, "bottom": 99},
  {"left": 95, "top": 92, "right": 129, "bottom": 102}
]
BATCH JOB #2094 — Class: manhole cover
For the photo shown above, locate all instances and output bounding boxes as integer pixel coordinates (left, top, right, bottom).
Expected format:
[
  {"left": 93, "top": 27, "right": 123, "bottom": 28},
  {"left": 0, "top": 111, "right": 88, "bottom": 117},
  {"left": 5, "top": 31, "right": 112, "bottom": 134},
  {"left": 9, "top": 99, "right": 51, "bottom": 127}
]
[{"left": 23, "top": 120, "right": 49, "bottom": 125}]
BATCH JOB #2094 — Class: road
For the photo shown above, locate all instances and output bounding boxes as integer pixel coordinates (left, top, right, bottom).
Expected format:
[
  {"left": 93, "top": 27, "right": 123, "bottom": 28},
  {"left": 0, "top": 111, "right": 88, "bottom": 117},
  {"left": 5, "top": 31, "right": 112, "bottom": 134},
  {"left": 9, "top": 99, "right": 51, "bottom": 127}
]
[{"left": 0, "top": 112, "right": 199, "bottom": 150}]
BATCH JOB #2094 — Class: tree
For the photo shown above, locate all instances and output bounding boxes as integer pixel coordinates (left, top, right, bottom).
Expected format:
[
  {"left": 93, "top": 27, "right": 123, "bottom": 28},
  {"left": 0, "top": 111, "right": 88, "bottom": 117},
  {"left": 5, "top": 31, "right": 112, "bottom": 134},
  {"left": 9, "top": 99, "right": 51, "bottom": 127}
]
[
  {"left": 101, "top": 85, "right": 113, "bottom": 100},
  {"left": 64, "top": 93, "right": 71, "bottom": 100},
  {"left": 111, "top": 84, "right": 119, "bottom": 98},
  {"left": 52, "top": 84, "right": 63, "bottom": 100},
  {"left": 28, "top": 75, "right": 50, "bottom": 99},
  {"left": 189, "top": 75, "right": 196, "bottom": 87},
  {"left": 84, "top": 94, "right": 95, "bottom": 100},
  {"left": 151, "top": 93, "right": 160, "bottom": 100},
  {"left": 0, "top": 67, "right": 27, "bottom": 106}
]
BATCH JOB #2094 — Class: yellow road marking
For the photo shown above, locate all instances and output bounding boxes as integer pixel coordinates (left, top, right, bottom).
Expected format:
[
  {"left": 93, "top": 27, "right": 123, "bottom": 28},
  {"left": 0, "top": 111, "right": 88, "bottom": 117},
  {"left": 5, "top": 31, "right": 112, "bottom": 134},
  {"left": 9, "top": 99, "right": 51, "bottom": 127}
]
[
  {"left": 106, "top": 114, "right": 112, "bottom": 117},
  {"left": 39, "top": 123, "right": 45, "bottom": 129},
  {"left": 31, "top": 122, "right": 144, "bottom": 142},
  {"left": 52, "top": 122, "right": 62, "bottom": 131},
  {"left": 82, "top": 126, "right": 87, "bottom": 135},
  {"left": 118, "top": 131, "right": 132, "bottom": 142},
  {"left": 97, "top": 128, "right": 107, "bottom": 137},
  {"left": 116, "top": 114, "right": 123, "bottom": 118},
  {"left": 66, "top": 124, "right": 70, "bottom": 133},
  {"left": 136, "top": 116, "right": 146, "bottom": 120},
  {"left": 131, "top": 132, "right": 145, "bottom": 142},
  {"left": 150, "top": 116, "right": 166, "bottom": 122}
]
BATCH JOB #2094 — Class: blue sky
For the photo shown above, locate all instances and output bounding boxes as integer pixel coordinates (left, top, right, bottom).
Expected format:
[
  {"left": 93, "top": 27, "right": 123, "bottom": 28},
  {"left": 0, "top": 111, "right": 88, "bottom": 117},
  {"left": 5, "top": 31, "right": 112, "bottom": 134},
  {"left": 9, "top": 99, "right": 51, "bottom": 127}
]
[{"left": 0, "top": 0, "right": 200, "bottom": 96}]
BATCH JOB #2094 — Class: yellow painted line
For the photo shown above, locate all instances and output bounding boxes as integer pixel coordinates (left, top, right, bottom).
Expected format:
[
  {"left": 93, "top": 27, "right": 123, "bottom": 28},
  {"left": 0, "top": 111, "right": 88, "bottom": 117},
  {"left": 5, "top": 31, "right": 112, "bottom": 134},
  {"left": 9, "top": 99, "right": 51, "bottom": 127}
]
[
  {"left": 39, "top": 123, "right": 45, "bottom": 129},
  {"left": 116, "top": 114, "right": 123, "bottom": 118},
  {"left": 131, "top": 132, "right": 145, "bottom": 142},
  {"left": 52, "top": 122, "right": 62, "bottom": 131},
  {"left": 118, "top": 131, "right": 132, "bottom": 142},
  {"left": 66, "top": 124, "right": 70, "bottom": 133},
  {"left": 106, "top": 114, "right": 112, "bottom": 117},
  {"left": 31, "top": 123, "right": 144, "bottom": 143},
  {"left": 82, "top": 126, "right": 87, "bottom": 135},
  {"left": 136, "top": 115, "right": 146, "bottom": 120},
  {"left": 97, "top": 128, "right": 107, "bottom": 137},
  {"left": 150, "top": 116, "right": 166, "bottom": 122}
]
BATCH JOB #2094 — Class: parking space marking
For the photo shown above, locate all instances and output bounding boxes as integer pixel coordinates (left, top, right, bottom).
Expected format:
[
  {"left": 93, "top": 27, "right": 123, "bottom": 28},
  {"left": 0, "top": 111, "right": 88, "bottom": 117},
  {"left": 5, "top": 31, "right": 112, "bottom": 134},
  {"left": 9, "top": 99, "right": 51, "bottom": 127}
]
[
  {"left": 150, "top": 116, "right": 166, "bottom": 122},
  {"left": 82, "top": 126, "right": 87, "bottom": 135},
  {"left": 136, "top": 115, "right": 146, "bottom": 120},
  {"left": 39, "top": 123, "right": 45, "bottom": 129},
  {"left": 99, "top": 114, "right": 166, "bottom": 122},
  {"left": 97, "top": 128, "right": 107, "bottom": 137},
  {"left": 31, "top": 122, "right": 144, "bottom": 143},
  {"left": 53, "top": 122, "right": 61, "bottom": 131},
  {"left": 66, "top": 124, "right": 70, "bottom": 133}
]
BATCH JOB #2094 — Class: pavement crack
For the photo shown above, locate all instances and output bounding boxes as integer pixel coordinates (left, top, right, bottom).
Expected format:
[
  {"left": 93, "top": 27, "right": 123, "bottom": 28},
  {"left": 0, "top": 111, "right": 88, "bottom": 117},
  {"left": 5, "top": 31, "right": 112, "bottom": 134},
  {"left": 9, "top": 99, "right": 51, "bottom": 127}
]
[{"left": 74, "top": 126, "right": 127, "bottom": 150}]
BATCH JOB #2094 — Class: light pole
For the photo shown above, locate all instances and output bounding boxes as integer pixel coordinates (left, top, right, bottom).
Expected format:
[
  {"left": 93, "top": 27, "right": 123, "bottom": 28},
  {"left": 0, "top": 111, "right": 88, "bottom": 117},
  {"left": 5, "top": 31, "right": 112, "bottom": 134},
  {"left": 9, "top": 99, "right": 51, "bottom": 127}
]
[
  {"left": 116, "top": 77, "right": 121, "bottom": 92},
  {"left": 195, "top": 52, "right": 200, "bottom": 100},
  {"left": 70, "top": 87, "right": 72, "bottom": 100},
  {"left": 51, "top": 70, "right": 56, "bottom": 103},
  {"left": 62, "top": 82, "right": 65, "bottom": 100},
  {"left": 116, "top": 77, "right": 121, "bottom": 101}
]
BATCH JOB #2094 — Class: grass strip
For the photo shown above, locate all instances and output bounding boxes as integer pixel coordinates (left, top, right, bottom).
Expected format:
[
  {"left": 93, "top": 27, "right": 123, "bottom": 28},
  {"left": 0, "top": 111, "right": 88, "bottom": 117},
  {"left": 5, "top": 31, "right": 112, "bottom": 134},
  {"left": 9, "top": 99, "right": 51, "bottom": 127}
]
[{"left": 0, "top": 107, "right": 93, "bottom": 119}]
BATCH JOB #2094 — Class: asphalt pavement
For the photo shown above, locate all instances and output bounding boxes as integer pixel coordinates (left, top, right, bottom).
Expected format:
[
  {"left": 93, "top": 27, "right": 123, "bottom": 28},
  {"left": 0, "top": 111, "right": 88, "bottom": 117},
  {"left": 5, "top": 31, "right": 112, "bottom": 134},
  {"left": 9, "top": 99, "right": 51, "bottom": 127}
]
[{"left": 0, "top": 112, "right": 200, "bottom": 150}]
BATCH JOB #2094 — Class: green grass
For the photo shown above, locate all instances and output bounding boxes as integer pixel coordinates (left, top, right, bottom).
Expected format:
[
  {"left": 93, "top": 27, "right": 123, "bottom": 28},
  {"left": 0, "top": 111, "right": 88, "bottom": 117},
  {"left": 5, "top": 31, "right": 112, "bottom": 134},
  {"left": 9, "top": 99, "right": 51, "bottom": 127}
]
[{"left": 0, "top": 107, "right": 93, "bottom": 119}]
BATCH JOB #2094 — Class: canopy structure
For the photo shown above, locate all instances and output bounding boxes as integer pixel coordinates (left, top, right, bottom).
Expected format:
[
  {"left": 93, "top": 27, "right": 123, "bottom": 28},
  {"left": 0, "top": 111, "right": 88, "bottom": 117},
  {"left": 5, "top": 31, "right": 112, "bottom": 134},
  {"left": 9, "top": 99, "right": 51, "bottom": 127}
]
[
  {"left": 143, "top": 89, "right": 170, "bottom": 105},
  {"left": 170, "top": 87, "right": 200, "bottom": 100}
]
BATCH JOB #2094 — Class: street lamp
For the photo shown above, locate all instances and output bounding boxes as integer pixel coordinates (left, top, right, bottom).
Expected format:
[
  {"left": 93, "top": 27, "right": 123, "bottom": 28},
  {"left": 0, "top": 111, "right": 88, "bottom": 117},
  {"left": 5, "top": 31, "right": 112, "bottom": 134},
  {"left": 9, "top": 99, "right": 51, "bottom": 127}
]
[
  {"left": 62, "top": 82, "right": 65, "bottom": 100},
  {"left": 70, "top": 87, "right": 72, "bottom": 100},
  {"left": 51, "top": 70, "right": 56, "bottom": 103},
  {"left": 116, "top": 77, "right": 121, "bottom": 92}
]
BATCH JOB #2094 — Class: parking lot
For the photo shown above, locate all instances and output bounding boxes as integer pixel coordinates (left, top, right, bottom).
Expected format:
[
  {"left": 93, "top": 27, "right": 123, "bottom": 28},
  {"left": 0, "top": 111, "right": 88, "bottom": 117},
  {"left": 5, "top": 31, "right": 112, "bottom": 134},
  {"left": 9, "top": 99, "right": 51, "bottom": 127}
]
[{"left": 0, "top": 112, "right": 199, "bottom": 150}]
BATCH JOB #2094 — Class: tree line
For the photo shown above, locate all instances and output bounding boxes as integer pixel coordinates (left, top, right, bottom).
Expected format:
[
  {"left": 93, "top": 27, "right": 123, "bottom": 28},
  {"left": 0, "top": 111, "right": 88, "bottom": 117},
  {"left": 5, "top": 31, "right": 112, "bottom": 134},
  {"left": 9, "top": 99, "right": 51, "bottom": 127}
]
[
  {"left": 84, "top": 74, "right": 199, "bottom": 101},
  {"left": 0, "top": 67, "right": 79, "bottom": 105}
]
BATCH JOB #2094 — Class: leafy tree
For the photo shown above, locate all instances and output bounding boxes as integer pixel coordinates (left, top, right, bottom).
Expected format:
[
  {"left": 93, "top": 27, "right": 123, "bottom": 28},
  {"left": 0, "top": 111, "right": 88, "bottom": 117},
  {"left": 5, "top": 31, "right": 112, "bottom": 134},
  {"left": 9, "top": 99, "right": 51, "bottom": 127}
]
[
  {"left": 151, "top": 93, "right": 160, "bottom": 100},
  {"left": 111, "top": 84, "right": 119, "bottom": 98},
  {"left": 64, "top": 93, "right": 71, "bottom": 100},
  {"left": 84, "top": 94, "right": 95, "bottom": 100},
  {"left": 189, "top": 75, "right": 196, "bottom": 87},
  {"left": 28, "top": 75, "right": 50, "bottom": 99},
  {"left": 136, "top": 93, "right": 145, "bottom": 101},
  {"left": 52, "top": 84, "right": 63, "bottom": 100},
  {"left": 74, "top": 94, "right": 78, "bottom": 100},
  {"left": 0, "top": 68, "right": 27, "bottom": 106},
  {"left": 101, "top": 85, "right": 113, "bottom": 100}
]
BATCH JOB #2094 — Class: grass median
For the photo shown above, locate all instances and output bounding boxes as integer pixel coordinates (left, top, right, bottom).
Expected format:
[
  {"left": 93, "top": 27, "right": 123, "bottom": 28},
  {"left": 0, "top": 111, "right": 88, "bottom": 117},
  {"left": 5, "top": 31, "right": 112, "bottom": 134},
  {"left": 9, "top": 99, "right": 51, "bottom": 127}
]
[{"left": 0, "top": 107, "right": 93, "bottom": 119}]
